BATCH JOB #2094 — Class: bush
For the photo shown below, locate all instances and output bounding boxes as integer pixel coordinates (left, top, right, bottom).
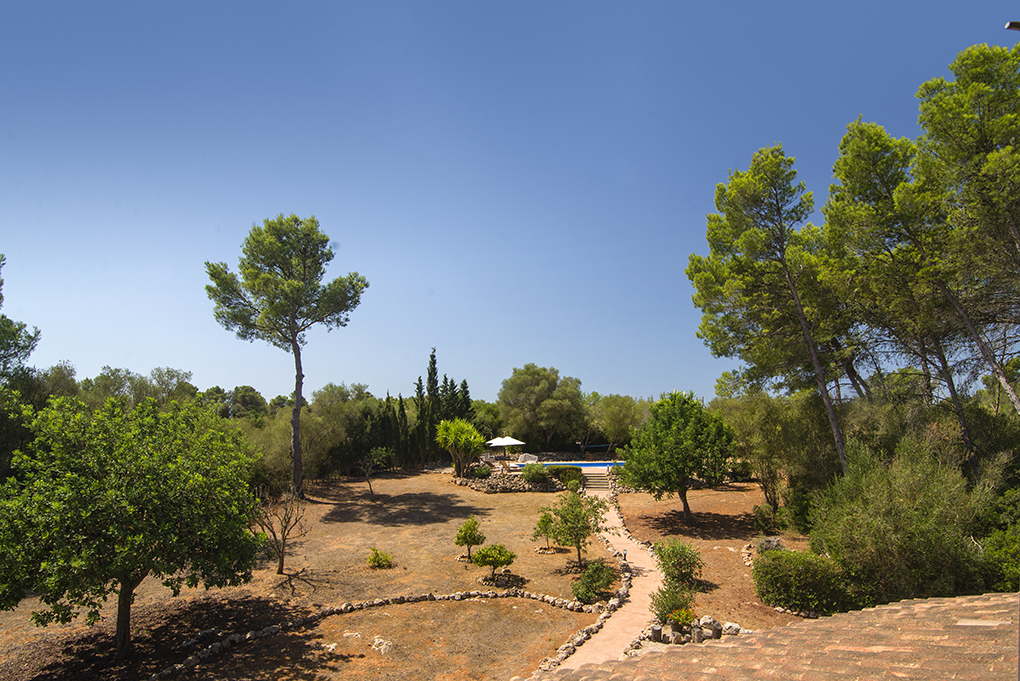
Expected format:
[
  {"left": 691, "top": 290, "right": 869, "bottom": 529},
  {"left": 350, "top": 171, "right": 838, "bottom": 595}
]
[
  {"left": 572, "top": 558, "right": 616, "bottom": 604},
  {"left": 649, "top": 583, "right": 697, "bottom": 623},
  {"left": 522, "top": 462, "right": 549, "bottom": 484},
  {"left": 367, "top": 547, "right": 394, "bottom": 569},
  {"left": 752, "top": 504, "right": 776, "bottom": 534},
  {"left": 472, "top": 543, "right": 516, "bottom": 580},
  {"left": 809, "top": 439, "right": 989, "bottom": 604},
  {"left": 729, "top": 458, "right": 754, "bottom": 482},
  {"left": 752, "top": 550, "right": 856, "bottom": 613},
  {"left": 548, "top": 465, "right": 584, "bottom": 488},
  {"left": 983, "top": 529, "right": 1020, "bottom": 592},
  {"left": 654, "top": 538, "right": 704, "bottom": 587},
  {"left": 473, "top": 466, "right": 491, "bottom": 479}
]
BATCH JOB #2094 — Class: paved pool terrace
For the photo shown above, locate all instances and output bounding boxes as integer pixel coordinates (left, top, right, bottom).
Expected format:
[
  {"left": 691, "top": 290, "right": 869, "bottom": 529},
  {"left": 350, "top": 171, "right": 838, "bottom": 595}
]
[{"left": 498, "top": 461, "right": 624, "bottom": 472}]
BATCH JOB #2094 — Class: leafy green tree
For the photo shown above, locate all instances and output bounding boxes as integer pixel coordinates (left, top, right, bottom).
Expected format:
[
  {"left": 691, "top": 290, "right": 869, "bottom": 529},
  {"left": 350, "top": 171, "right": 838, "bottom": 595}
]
[
  {"left": 359, "top": 446, "right": 392, "bottom": 496},
  {"left": 0, "top": 397, "right": 264, "bottom": 661},
  {"left": 0, "top": 255, "right": 39, "bottom": 384},
  {"left": 205, "top": 213, "right": 368, "bottom": 495},
  {"left": 455, "top": 515, "right": 486, "bottom": 560},
  {"left": 497, "top": 363, "right": 586, "bottom": 451},
  {"left": 471, "top": 399, "right": 503, "bottom": 440},
  {"left": 542, "top": 490, "right": 610, "bottom": 566},
  {"left": 687, "top": 145, "right": 848, "bottom": 471},
  {"left": 911, "top": 43, "right": 1020, "bottom": 416},
  {"left": 597, "top": 393, "right": 642, "bottom": 451},
  {"left": 472, "top": 543, "right": 516, "bottom": 581},
  {"left": 532, "top": 510, "right": 556, "bottom": 549},
  {"left": 823, "top": 119, "right": 980, "bottom": 459},
  {"left": 436, "top": 418, "right": 485, "bottom": 478},
  {"left": 621, "top": 391, "right": 734, "bottom": 522}
]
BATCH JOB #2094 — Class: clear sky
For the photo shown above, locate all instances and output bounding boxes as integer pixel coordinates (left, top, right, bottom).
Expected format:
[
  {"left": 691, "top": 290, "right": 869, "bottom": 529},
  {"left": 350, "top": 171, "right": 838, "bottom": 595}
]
[{"left": 2, "top": 2, "right": 1018, "bottom": 404}]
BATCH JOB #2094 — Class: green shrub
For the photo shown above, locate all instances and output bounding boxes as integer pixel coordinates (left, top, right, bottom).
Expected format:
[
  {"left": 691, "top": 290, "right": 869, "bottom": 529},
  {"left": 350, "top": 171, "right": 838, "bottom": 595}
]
[
  {"left": 752, "top": 550, "right": 856, "bottom": 613},
  {"left": 653, "top": 538, "right": 704, "bottom": 587},
  {"left": 779, "top": 485, "right": 813, "bottom": 533},
  {"left": 572, "top": 558, "right": 616, "bottom": 604},
  {"left": 649, "top": 583, "right": 697, "bottom": 623},
  {"left": 522, "top": 462, "right": 549, "bottom": 484},
  {"left": 983, "top": 528, "right": 1020, "bottom": 592},
  {"left": 473, "top": 466, "right": 491, "bottom": 479},
  {"left": 472, "top": 543, "right": 517, "bottom": 580},
  {"left": 809, "top": 439, "right": 989, "bottom": 604},
  {"left": 548, "top": 465, "right": 584, "bottom": 488},
  {"left": 367, "top": 547, "right": 394, "bottom": 569},
  {"left": 752, "top": 504, "right": 776, "bottom": 534},
  {"left": 728, "top": 458, "right": 754, "bottom": 482}
]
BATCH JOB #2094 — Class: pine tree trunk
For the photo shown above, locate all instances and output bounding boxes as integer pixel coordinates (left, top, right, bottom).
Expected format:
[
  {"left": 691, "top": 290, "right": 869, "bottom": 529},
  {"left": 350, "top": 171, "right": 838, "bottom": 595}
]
[
  {"left": 937, "top": 281, "right": 1020, "bottom": 416},
  {"left": 783, "top": 263, "right": 848, "bottom": 472},
  {"left": 291, "top": 341, "right": 304, "bottom": 497}
]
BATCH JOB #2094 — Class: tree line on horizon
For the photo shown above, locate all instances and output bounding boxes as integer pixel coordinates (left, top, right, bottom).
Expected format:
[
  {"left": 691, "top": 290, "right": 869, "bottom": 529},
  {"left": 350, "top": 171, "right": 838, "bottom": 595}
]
[{"left": 0, "top": 345, "right": 651, "bottom": 490}]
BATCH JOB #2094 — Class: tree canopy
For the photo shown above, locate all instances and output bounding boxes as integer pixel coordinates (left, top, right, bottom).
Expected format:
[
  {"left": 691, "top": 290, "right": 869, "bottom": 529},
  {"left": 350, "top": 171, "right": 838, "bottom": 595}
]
[
  {"left": 687, "top": 146, "right": 851, "bottom": 470},
  {"left": 621, "top": 391, "right": 734, "bottom": 521},
  {"left": 0, "top": 397, "right": 264, "bottom": 660},
  {"left": 0, "top": 255, "right": 40, "bottom": 384},
  {"left": 206, "top": 213, "right": 368, "bottom": 495},
  {"left": 497, "top": 363, "right": 586, "bottom": 451},
  {"left": 541, "top": 489, "right": 610, "bottom": 566}
]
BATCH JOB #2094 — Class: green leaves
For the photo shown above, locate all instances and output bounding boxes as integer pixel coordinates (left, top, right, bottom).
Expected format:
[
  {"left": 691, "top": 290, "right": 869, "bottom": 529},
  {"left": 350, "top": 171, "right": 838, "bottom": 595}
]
[
  {"left": 621, "top": 391, "right": 733, "bottom": 518},
  {"left": 0, "top": 397, "right": 264, "bottom": 657},
  {"left": 435, "top": 418, "right": 485, "bottom": 477},
  {"left": 539, "top": 489, "right": 610, "bottom": 566},
  {"left": 205, "top": 214, "right": 369, "bottom": 352}
]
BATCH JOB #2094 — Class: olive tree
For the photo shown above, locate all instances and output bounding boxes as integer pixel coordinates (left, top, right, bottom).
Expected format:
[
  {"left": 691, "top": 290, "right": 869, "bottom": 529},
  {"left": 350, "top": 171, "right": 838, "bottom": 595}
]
[
  {"left": 206, "top": 213, "right": 368, "bottom": 496},
  {"left": 542, "top": 490, "right": 610, "bottom": 567}
]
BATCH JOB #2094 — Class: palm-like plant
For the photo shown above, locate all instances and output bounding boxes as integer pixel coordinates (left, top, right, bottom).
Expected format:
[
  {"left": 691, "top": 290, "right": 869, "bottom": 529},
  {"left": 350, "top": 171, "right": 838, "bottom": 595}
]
[{"left": 435, "top": 418, "right": 485, "bottom": 478}]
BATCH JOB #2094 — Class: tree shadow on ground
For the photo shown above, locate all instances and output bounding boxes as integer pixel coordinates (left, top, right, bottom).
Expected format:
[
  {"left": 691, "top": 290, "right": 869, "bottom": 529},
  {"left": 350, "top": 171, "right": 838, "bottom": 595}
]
[
  {"left": 18, "top": 595, "right": 305, "bottom": 681},
  {"left": 316, "top": 491, "right": 489, "bottom": 527},
  {"left": 646, "top": 509, "right": 757, "bottom": 541}
]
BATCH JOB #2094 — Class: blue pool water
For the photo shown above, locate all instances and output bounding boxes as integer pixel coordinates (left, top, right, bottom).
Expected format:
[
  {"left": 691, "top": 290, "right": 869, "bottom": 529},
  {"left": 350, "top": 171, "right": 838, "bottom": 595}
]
[{"left": 541, "top": 461, "right": 623, "bottom": 469}]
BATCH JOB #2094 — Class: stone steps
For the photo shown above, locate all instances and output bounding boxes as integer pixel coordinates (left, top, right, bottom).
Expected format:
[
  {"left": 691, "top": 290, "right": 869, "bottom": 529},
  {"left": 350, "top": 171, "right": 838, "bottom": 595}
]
[{"left": 583, "top": 472, "right": 610, "bottom": 490}]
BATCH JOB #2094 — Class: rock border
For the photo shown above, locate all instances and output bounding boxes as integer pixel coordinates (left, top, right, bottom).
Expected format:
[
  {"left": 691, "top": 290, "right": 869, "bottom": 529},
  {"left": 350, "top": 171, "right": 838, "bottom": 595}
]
[{"left": 146, "top": 585, "right": 629, "bottom": 680}]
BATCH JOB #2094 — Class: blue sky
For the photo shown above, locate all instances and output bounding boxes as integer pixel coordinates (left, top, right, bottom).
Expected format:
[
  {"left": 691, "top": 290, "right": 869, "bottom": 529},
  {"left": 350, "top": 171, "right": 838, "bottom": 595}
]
[{"left": 2, "top": 2, "right": 1018, "bottom": 404}]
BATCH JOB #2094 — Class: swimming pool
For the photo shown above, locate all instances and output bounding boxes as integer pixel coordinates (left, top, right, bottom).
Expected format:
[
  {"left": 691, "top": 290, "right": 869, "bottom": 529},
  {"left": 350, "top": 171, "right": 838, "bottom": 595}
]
[{"left": 540, "top": 461, "right": 623, "bottom": 470}]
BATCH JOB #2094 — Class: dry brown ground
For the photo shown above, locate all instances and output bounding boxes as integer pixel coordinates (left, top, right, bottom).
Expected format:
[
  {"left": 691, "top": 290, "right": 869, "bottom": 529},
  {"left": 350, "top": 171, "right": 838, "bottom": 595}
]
[
  {"left": 0, "top": 472, "right": 794, "bottom": 680},
  {"left": 617, "top": 482, "right": 809, "bottom": 632}
]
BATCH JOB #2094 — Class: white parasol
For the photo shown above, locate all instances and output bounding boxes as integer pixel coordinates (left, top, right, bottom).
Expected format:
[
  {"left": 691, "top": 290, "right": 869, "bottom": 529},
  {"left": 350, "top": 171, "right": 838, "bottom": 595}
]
[{"left": 485, "top": 436, "right": 525, "bottom": 460}]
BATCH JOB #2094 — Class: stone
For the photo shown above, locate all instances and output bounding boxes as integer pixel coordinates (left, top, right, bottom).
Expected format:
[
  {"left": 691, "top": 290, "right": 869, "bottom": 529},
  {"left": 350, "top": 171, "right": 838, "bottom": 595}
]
[
  {"left": 692, "top": 625, "right": 704, "bottom": 643},
  {"left": 650, "top": 624, "right": 662, "bottom": 642},
  {"left": 723, "top": 622, "right": 742, "bottom": 636}
]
